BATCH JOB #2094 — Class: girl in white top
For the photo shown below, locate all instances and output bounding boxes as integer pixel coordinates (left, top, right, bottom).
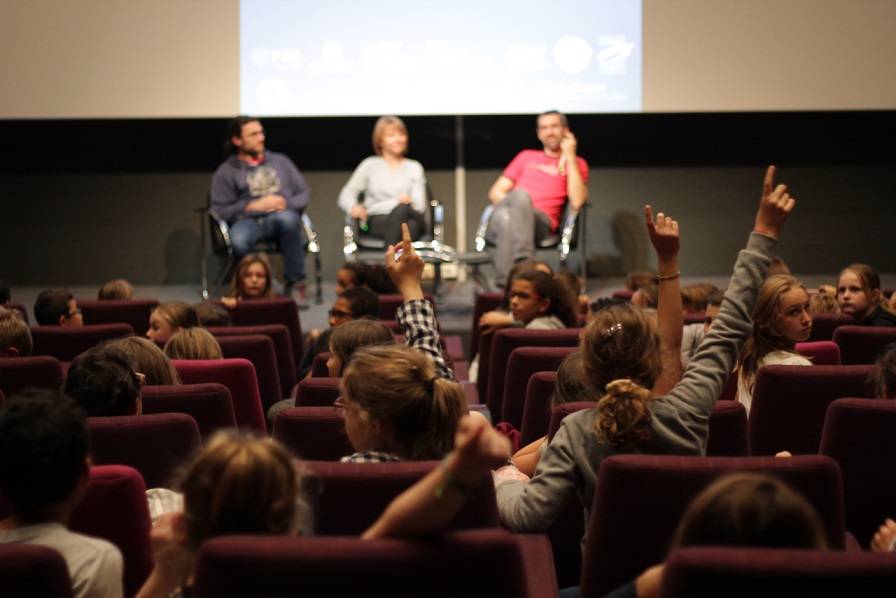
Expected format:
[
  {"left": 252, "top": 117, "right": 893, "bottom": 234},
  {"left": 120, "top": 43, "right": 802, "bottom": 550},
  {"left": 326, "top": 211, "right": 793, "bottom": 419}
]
[{"left": 736, "top": 274, "right": 813, "bottom": 413}]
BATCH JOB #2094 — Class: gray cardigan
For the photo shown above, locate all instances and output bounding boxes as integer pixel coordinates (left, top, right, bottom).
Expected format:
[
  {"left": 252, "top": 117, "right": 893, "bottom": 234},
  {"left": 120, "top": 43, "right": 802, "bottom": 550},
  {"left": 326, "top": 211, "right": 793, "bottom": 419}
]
[
  {"left": 496, "top": 232, "right": 776, "bottom": 532},
  {"left": 337, "top": 156, "right": 426, "bottom": 216}
]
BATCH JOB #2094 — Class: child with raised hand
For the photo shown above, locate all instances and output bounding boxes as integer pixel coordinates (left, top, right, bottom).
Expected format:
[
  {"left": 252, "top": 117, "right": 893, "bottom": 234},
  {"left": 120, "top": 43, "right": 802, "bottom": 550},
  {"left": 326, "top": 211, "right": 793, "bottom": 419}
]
[{"left": 494, "top": 165, "right": 796, "bottom": 534}]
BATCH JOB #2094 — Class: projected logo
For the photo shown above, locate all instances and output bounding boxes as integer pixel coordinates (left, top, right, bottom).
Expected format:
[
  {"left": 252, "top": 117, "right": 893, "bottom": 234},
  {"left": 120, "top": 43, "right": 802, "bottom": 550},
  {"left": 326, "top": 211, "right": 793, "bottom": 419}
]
[
  {"left": 596, "top": 36, "right": 634, "bottom": 75},
  {"left": 553, "top": 36, "right": 593, "bottom": 75},
  {"left": 252, "top": 47, "right": 304, "bottom": 69}
]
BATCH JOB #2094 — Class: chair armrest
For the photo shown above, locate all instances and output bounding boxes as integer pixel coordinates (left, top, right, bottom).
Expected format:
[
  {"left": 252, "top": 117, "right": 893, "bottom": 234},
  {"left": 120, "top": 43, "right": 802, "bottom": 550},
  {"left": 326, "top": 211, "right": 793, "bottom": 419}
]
[
  {"left": 207, "top": 207, "right": 232, "bottom": 250},
  {"left": 474, "top": 205, "right": 495, "bottom": 252}
]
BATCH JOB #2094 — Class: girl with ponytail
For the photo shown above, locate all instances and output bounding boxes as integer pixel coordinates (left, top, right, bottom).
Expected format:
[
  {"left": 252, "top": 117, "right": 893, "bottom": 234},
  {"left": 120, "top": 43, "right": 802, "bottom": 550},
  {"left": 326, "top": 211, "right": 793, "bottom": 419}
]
[{"left": 497, "top": 166, "right": 798, "bottom": 535}]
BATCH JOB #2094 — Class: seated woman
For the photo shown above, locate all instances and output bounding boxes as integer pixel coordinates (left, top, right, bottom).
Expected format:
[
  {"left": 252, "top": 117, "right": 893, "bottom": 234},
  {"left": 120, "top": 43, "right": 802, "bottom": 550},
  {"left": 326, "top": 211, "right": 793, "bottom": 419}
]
[
  {"left": 221, "top": 253, "right": 274, "bottom": 309},
  {"left": 137, "top": 415, "right": 512, "bottom": 597},
  {"left": 146, "top": 302, "right": 198, "bottom": 345},
  {"left": 736, "top": 274, "right": 812, "bottom": 414},
  {"left": 338, "top": 116, "right": 427, "bottom": 246},
  {"left": 494, "top": 166, "right": 795, "bottom": 535},
  {"left": 836, "top": 263, "right": 896, "bottom": 326}
]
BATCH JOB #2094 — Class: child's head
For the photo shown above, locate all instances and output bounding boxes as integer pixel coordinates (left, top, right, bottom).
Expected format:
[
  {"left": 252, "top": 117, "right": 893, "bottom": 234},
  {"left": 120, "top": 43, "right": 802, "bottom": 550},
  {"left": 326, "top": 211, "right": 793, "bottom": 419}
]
[
  {"left": 509, "top": 269, "right": 577, "bottom": 327},
  {"left": 147, "top": 301, "right": 198, "bottom": 344},
  {"left": 164, "top": 328, "right": 223, "bottom": 360},
  {"left": 871, "top": 344, "right": 896, "bottom": 399},
  {"left": 340, "top": 345, "right": 466, "bottom": 460},
  {"left": 808, "top": 292, "right": 841, "bottom": 316},
  {"left": 229, "top": 253, "right": 274, "bottom": 300},
  {"left": 65, "top": 345, "right": 142, "bottom": 417},
  {"left": 97, "top": 279, "right": 134, "bottom": 300},
  {"left": 327, "top": 319, "right": 394, "bottom": 377},
  {"left": 703, "top": 289, "right": 725, "bottom": 333},
  {"left": 554, "top": 270, "right": 583, "bottom": 298},
  {"left": 0, "top": 306, "right": 32, "bottom": 357},
  {"left": 34, "top": 289, "right": 82, "bottom": 327},
  {"left": 336, "top": 262, "right": 397, "bottom": 295},
  {"left": 672, "top": 473, "right": 827, "bottom": 550},
  {"left": 681, "top": 283, "right": 720, "bottom": 313},
  {"left": 501, "top": 260, "right": 552, "bottom": 307},
  {"left": 178, "top": 431, "right": 311, "bottom": 551},
  {"left": 551, "top": 351, "right": 592, "bottom": 409},
  {"left": 752, "top": 274, "right": 812, "bottom": 346},
  {"left": 328, "top": 287, "right": 380, "bottom": 329},
  {"left": 837, "top": 263, "right": 887, "bottom": 321},
  {"left": 107, "top": 336, "right": 181, "bottom": 385},
  {"left": 631, "top": 283, "right": 658, "bottom": 309},
  {"left": 625, "top": 271, "right": 654, "bottom": 292},
  {"left": 0, "top": 391, "right": 90, "bottom": 523},
  {"left": 194, "top": 301, "right": 233, "bottom": 327}
]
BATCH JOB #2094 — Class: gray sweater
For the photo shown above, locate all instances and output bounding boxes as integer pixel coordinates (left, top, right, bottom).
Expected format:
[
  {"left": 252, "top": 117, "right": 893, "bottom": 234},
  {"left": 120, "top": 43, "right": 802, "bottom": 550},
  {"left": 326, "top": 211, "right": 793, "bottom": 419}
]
[
  {"left": 496, "top": 232, "right": 776, "bottom": 532},
  {"left": 337, "top": 156, "right": 426, "bottom": 216}
]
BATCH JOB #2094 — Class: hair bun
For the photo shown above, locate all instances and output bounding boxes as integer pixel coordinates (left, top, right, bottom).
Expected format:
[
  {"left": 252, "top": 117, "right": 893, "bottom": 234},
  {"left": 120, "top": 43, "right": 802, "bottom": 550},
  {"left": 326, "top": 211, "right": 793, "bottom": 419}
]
[{"left": 605, "top": 378, "right": 650, "bottom": 402}]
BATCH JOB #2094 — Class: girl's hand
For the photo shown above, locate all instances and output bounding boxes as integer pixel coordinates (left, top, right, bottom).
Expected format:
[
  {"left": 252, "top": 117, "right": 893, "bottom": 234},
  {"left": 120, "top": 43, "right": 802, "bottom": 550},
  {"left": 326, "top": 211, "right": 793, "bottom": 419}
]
[
  {"left": 754, "top": 165, "right": 796, "bottom": 239},
  {"left": 644, "top": 205, "right": 680, "bottom": 260},
  {"left": 385, "top": 223, "right": 425, "bottom": 300},
  {"left": 871, "top": 518, "right": 896, "bottom": 552},
  {"left": 479, "top": 311, "right": 513, "bottom": 335},
  {"left": 220, "top": 297, "right": 238, "bottom": 309}
]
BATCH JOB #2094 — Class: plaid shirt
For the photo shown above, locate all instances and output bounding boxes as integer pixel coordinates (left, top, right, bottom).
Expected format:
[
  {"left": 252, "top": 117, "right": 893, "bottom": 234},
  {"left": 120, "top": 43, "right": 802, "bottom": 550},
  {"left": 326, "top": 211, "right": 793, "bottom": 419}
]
[
  {"left": 340, "top": 450, "right": 402, "bottom": 463},
  {"left": 396, "top": 299, "right": 455, "bottom": 382}
]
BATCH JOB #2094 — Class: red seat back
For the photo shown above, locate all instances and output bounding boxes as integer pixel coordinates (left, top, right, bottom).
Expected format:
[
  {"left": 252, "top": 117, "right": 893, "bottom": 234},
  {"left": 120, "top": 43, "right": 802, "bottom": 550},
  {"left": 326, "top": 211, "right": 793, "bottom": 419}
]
[
  {"left": 0, "top": 355, "right": 64, "bottom": 396},
  {"left": 0, "top": 544, "right": 73, "bottom": 598},
  {"left": 833, "top": 325, "right": 896, "bottom": 365},
  {"left": 70, "top": 465, "right": 153, "bottom": 597},
  {"left": 293, "top": 377, "right": 340, "bottom": 407},
  {"left": 219, "top": 297, "right": 304, "bottom": 371},
  {"left": 706, "top": 401, "right": 749, "bottom": 456},
  {"left": 303, "top": 460, "right": 500, "bottom": 535},
  {"left": 141, "top": 383, "right": 237, "bottom": 441},
  {"left": 272, "top": 406, "right": 351, "bottom": 461},
  {"left": 820, "top": 398, "right": 896, "bottom": 548},
  {"left": 77, "top": 299, "right": 158, "bottom": 336},
  {"left": 502, "top": 346, "right": 576, "bottom": 431},
  {"left": 662, "top": 547, "right": 896, "bottom": 596},
  {"left": 88, "top": 413, "right": 201, "bottom": 488},
  {"left": 216, "top": 334, "right": 282, "bottom": 411},
  {"left": 796, "top": 340, "right": 841, "bottom": 365},
  {"left": 749, "top": 364, "right": 874, "bottom": 455},
  {"left": 469, "top": 291, "right": 503, "bottom": 358},
  {"left": 520, "top": 371, "right": 558, "bottom": 445},
  {"left": 808, "top": 313, "right": 854, "bottom": 342},
  {"left": 310, "top": 351, "right": 330, "bottom": 377},
  {"left": 172, "top": 358, "right": 267, "bottom": 433},
  {"left": 580, "top": 454, "right": 845, "bottom": 598},
  {"left": 30, "top": 324, "right": 134, "bottom": 362},
  {"left": 207, "top": 324, "right": 296, "bottom": 398}
]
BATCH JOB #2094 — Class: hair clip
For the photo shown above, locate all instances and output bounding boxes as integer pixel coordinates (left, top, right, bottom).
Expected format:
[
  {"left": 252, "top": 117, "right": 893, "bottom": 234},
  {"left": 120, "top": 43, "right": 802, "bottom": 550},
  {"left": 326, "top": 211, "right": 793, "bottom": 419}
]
[{"left": 601, "top": 323, "right": 623, "bottom": 338}]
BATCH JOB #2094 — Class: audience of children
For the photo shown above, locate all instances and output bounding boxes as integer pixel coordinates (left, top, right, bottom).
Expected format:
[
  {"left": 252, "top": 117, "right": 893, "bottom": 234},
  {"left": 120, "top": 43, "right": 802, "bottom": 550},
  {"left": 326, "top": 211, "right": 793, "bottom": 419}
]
[
  {"left": 0, "top": 306, "right": 32, "bottom": 357},
  {"left": 0, "top": 391, "right": 124, "bottom": 598},
  {"left": 836, "top": 263, "right": 896, "bottom": 326},
  {"left": 146, "top": 302, "right": 198, "bottom": 345},
  {"left": 162, "top": 328, "right": 223, "bottom": 360},
  {"left": 735, "top": 274, "right": 812, "bottom": 414},
  {"left": 97, "top": 279, "right": 134, "bottom": 300},
  {"left": 34, "top": 289, "right": 83, "bottom": 327},
  {"left": 493, "top": 166, "right": 794, "bottom": 535},
  {"left": 220, "top": 253, "right": 274, "bottom": 309}
]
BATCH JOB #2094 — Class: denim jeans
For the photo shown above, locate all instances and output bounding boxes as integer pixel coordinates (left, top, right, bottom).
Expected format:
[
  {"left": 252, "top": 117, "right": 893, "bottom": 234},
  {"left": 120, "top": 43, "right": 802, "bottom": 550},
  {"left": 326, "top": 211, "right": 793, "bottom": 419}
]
[{"left": 229, "top": 210, "right": 305, "bottom": 283}]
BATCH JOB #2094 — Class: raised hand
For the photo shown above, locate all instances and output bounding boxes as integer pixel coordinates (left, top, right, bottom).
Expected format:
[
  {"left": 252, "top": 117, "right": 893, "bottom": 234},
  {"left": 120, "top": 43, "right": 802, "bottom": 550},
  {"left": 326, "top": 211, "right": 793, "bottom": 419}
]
[
  {"left": 385, "top": 222, "right": 424, "bottom": 300},
  {"left": 871, "top": 518, "right": 896, "bottom": 552},
  {"left": 644, "top": 204, "right": 680, "bottom": 260},
  {"left": 754, "top": 165, "right": 796, "bottom": 239}
]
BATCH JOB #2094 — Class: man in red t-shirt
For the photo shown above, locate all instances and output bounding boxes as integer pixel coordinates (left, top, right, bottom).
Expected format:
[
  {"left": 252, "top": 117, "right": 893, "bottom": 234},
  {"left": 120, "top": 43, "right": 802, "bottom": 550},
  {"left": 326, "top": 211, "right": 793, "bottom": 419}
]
[{"left": 485, "top": 111, "right": 589, "bottom": 285}]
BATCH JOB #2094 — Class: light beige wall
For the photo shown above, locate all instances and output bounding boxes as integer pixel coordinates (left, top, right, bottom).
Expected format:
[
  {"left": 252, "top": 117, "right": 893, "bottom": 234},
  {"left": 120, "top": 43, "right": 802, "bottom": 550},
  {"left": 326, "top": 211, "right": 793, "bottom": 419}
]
[
  {"left": 0, "top": 0, "right": 239, "bottom": 118},
  {"left": 2, "top": 1, "right": 894, "bottom": 118},
  {"left": 644, "top": 0, "right": 896, "bottom": 111}
]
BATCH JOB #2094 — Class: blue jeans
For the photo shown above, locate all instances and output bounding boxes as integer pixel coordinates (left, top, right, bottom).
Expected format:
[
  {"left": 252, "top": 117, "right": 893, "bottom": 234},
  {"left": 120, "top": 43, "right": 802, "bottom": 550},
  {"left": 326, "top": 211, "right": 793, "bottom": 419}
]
[{"left": 229, "top": 210, "right": 305, "bottom": 283}]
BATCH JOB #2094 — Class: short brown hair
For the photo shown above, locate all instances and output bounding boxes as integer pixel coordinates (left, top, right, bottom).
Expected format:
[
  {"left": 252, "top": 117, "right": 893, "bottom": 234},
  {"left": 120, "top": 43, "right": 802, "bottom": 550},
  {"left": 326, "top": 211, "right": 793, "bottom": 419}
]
[
  {"left": 179, "top": 431, "right": 310, "bottom": 551},
  {"left": 371, "top": 115, "right": 408, "bottom": 156},
  {"left": 152, "top": 301, "right": 199, "bottom": 330},
  {"left": 164, "top": 328, "right": 222, "bottom": 360},
  {"left": 0, "top": 307, "right": 32, "bottom": 356},
  {"left": 107, "top": 336, "right": 180, "bottom": 385},
  {"left": 97, "top": 279, "right": 134, "bottom": 300},
  {"left": 328, "top": 319, "right": 394, "bottom": 374}
]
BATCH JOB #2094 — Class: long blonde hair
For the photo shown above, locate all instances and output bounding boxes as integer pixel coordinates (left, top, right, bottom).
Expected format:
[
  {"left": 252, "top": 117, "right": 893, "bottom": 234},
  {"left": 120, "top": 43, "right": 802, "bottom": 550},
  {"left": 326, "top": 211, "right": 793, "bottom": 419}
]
[{"left": 341, "top": 345, "right": 465, "bottom": 459}]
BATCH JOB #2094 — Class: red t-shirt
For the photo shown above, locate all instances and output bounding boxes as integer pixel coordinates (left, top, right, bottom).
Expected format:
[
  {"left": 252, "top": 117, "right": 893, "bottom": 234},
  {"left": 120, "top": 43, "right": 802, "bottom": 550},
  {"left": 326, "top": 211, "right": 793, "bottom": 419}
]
[{"left": 502, "top": 150, "right": 589, "bottom": 231}]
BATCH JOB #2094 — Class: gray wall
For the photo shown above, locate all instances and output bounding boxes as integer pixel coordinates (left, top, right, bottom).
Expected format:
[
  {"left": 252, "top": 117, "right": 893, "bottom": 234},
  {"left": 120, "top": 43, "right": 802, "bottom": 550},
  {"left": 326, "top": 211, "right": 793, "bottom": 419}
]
[{"left": 2, "top": 164, "right": 892, "bottom": 286}]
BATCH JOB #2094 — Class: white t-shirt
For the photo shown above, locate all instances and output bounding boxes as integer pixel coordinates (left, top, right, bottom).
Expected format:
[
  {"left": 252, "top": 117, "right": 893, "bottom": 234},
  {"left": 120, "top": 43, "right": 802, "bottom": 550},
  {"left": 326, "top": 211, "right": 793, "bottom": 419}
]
[
  {"left": 736, "top": 350, "right": 812, "bottom": 414},
  {"left": 0, "top": 522, "right": 123, "bottom": 598}
]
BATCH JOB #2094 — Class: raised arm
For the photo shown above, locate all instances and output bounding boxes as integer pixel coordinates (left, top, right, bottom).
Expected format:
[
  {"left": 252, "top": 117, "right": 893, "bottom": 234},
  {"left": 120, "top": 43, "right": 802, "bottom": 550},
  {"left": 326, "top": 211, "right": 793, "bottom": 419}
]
[
  {"left": 388, "top": 223, "right": 455, "bottom": 381},
  {"left": 645, "top": 205, "right": 683, "bottom": 395},
  {"left": 363, "top": 414, "right": 511, "bottom": 539}
]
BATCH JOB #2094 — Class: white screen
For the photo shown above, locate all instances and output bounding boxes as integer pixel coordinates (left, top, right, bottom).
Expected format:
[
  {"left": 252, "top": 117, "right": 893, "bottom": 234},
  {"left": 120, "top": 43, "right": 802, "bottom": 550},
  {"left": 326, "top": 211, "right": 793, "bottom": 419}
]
[{"left": 240, "top": 0, "right": 642, "bottom": 116}]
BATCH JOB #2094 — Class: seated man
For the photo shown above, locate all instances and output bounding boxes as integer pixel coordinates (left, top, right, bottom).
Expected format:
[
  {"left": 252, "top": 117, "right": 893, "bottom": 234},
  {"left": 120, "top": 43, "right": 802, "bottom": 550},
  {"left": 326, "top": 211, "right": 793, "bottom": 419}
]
[
  {"left": 65, "top": 346, "right": 142, "bottom": 417},
  {"left": 210, "top": 116, "right": 311, "bottom": 305},
  {"left": 486, "top": 110, "right": 589, "bottom": 285},
  {"left": 0, "top": 306, "right": 32, "bottom": 357},
  {"left": 0, "top": 390, "right": 124, "bottom": 598},
  {"left": 34, "top": 289, "right": 83, "bottom": 327}
]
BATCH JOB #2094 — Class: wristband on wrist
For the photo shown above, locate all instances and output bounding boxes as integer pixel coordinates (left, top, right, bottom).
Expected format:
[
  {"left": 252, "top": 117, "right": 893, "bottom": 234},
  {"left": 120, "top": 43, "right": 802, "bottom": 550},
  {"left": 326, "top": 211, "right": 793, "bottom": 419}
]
[
  {"left": 434, "top": 456, "right": 480, "bottom": 500},
  {"left": 656, "top": 271, "right": 680, "bottom": 281}
]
